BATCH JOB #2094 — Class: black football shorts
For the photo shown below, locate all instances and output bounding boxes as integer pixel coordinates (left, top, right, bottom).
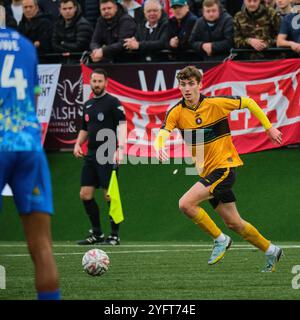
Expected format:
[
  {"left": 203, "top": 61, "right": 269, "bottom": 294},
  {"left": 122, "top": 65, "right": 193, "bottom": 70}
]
[
  {"left": 199, "top": 167, "right": 236, "bottom": 209},
  {"left": 81, "top": 155, "right": 117, "bottom": 189}
]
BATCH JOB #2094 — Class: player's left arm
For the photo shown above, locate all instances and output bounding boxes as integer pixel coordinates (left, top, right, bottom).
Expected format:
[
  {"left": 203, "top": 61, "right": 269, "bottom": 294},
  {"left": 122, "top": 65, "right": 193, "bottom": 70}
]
[{"left": 240, "top": 97, "right": 282, "bottom": 144}]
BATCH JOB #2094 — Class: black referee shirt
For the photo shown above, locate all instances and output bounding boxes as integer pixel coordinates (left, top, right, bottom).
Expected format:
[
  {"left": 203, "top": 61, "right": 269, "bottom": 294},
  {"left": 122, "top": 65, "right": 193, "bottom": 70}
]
[{"left": 82, "top": 93, "right": 126, "bottom": 151}]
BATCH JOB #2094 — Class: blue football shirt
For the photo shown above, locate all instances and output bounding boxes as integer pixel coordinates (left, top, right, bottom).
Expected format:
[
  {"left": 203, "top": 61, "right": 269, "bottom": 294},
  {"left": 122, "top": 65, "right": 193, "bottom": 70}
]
[{"left": 0, "top": 27, "right": 42, "bottom": 151}]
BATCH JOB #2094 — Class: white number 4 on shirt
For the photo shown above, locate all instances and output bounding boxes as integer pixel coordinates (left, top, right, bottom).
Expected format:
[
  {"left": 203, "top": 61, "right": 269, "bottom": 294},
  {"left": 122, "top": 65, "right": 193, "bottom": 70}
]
[{"left": 1, "top": 54, "right": 28, "bottom": 100}]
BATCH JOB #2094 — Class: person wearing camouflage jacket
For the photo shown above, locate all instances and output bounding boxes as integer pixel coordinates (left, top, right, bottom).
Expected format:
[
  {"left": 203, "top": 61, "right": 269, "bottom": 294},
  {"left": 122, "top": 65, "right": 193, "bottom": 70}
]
[{"left": 233, "top": 0, "right": 281, "bottom": 50}]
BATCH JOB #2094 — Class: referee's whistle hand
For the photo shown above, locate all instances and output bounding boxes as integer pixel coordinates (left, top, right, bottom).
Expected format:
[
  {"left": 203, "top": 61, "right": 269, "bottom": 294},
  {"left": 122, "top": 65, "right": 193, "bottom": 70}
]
[{"left": 74, "top": 144, "right": 84, "bottom": 158}]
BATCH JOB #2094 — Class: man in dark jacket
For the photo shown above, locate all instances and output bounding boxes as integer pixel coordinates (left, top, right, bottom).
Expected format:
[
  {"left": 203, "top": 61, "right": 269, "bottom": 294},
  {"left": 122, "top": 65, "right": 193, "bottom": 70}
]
[
  {"left": 123, "top": 0, "right": 168, "bottom": 61},
  {"left": 167, "top": 0, "right": 198, "bottom": 54},
  {"left": 52, "top": 0, "right": 93, "bottom": 54},
  {"left": 189, "top": 0, "right": 233, "bottom": 60},
  {"left": 90, "top": 0, "right": 136, "bottom": 62},
  {"left": 18, "top": 0, "right": 53, "bottom": 53}
]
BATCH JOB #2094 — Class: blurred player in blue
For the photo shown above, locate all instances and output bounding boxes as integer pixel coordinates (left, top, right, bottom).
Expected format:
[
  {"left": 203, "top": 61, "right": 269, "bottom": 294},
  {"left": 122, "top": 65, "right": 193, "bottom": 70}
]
[{"left": 0, "top": 23, "right": 61, "bottom": 300}]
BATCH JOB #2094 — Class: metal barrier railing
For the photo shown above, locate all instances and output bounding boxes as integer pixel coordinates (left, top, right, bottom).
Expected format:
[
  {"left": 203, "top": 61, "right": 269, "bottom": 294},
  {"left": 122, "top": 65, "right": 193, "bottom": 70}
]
[{"left": 37, "top": 47, "right": 298, "bottom": 64}]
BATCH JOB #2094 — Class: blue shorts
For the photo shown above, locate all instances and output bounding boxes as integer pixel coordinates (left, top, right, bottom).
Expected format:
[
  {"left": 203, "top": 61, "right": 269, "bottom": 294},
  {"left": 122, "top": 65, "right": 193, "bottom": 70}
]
[{"left": 0, "top": 151, "right": 53, "bottom": 215}]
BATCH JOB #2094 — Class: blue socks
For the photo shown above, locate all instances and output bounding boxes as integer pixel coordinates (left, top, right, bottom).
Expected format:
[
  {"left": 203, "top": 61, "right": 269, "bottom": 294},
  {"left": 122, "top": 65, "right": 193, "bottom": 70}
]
[{"left": 37, "top": 289, "right": 61, "bottom": 300}]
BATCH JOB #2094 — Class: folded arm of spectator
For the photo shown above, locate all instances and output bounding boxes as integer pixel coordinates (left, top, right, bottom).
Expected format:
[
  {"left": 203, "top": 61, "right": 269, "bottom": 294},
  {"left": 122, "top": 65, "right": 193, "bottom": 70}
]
[
  {"left": 138, "top": 25, "right": 168, "bottom": 52},
  {"left": 90, "top": 48, "right": 103, "bottom": 62},
  {"left": 211, "top": 18, "right": 233, "bottom": 54},
  {"left": 102, "top": 17, "right": 137, "bottom": 57},
  {"left": 123, "top": 37, "right": 140, "bottom": 50}
]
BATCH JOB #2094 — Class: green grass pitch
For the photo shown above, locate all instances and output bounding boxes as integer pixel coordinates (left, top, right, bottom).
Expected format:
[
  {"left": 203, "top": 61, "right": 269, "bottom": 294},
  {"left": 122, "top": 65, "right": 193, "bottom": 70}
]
[{"left": 0, "top": 241, "right": 300, "bottom": 300}]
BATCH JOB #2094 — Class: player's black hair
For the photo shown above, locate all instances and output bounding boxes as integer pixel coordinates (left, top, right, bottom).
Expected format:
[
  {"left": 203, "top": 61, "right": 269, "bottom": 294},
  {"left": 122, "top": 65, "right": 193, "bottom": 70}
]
[{"left": 91, "top": 68, "right": 108, "bottom": 79}]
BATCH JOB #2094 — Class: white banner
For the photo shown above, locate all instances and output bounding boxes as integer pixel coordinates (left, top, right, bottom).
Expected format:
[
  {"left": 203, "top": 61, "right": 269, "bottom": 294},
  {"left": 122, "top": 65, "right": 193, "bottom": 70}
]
[
  {"left": 37, "top": 64, "right": 61, "bottom": 143},
  {"left": 1, "top": 64, "right": 61, "bottom": 196}
]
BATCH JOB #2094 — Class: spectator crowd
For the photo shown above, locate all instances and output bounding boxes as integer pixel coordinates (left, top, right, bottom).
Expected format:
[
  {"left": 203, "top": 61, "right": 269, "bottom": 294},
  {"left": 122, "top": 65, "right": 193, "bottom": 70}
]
[{"left": 0, "top": 0, "right": 299, "bottom": 62}]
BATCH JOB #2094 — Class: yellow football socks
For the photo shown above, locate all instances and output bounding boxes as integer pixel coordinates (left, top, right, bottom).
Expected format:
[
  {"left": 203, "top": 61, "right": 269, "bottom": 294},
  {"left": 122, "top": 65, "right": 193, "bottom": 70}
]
[
  {"left": 239, "top": 222, "right": 270, "bottom": 252},
  {"left": 192, "top": 208, "right": 222, "bottom": 239}
]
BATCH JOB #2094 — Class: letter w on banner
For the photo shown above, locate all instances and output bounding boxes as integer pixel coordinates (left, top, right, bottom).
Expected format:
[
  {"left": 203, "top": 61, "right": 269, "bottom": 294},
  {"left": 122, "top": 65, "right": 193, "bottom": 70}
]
[{"left": 82, "top": 60, "right": 300, "bottom": 158}]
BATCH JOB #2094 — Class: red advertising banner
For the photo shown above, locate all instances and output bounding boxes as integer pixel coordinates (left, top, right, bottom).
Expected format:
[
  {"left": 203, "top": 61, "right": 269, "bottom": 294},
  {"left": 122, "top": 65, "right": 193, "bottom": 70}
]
[
  {"left": 44, "top": 62, "right": 219, "bottom": 150},
  {"left": 82, "top": 59, "right": 300, "bottom": 157}
]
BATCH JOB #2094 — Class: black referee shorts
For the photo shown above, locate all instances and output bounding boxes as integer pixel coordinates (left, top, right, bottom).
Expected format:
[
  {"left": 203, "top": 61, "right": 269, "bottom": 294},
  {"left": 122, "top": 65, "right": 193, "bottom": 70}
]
[
  {"left": 81, "top": 156, "right": 116, "bottom": 189},
  {"left": 199, "top": 167, "right": 237, "bottom": 209}
]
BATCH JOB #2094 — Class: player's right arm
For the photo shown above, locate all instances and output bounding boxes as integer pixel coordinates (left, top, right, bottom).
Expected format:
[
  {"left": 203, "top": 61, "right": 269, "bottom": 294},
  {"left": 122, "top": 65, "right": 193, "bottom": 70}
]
[{"left": 154, "top": 105, "right": 179, "bottom": 162}]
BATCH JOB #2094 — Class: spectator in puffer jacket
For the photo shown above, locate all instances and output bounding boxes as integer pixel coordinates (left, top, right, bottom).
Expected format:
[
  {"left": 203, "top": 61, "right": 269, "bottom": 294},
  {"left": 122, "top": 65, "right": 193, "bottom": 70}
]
[
  {"left": 52, "top": 0, "right": 93, "bottom": 54},
  {"left": 189, "top": 0, "right": 233, "bottom": 60},
  {"left": 90, "top": 0, "right": 136, "bottom": 62},
  {"left": 18, "top": 0, "right": 53, "bottom": 53}
]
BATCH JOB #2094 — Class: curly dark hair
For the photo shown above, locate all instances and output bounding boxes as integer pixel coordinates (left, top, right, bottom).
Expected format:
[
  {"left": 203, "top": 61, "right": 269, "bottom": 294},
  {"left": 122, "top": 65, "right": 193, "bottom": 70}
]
[{"left": 176, "top": 66, "right": 203, "bottom": 83}]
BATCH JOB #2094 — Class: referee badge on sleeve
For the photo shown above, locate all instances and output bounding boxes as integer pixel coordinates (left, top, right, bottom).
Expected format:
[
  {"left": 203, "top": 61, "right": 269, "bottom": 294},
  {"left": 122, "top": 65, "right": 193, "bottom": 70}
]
[{"left": 85, "top": 114, "right": 90, "bottom": 122}]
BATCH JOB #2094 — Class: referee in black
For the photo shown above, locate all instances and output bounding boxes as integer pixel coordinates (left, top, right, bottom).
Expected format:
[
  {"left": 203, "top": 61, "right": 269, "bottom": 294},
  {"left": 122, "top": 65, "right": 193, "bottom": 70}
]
[{"left": 74, "top": 68, "right": 126, "bottom": 245}]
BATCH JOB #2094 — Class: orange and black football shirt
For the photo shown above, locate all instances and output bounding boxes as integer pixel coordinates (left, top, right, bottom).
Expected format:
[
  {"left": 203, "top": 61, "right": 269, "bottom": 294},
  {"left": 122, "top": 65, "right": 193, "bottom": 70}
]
[{"left": 161, "top": 94, "right": 244, "bottom": 177}]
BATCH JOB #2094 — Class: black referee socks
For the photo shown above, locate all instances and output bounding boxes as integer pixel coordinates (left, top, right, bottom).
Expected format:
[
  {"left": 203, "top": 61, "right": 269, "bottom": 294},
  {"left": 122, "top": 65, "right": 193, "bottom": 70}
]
[{"left": 83, "top": 199, "right": 102, "bottom": 236}]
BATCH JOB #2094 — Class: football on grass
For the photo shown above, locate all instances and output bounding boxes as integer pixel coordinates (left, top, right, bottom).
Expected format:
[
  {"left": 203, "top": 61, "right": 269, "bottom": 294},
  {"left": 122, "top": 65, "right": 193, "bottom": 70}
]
[{"left": 82, "top": 249, "right": 110, "bottom": 276}]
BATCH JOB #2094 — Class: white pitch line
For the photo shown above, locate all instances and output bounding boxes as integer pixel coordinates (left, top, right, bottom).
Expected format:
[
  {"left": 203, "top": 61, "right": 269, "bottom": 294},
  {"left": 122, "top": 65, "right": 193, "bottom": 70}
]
[
  {"left": 0, "top": 244, "right": 300, "bottom": 248},
  {"left": 1, "top": 245, "right": 300, "bottom": 257},
  {"left": 0, "top": 244, "right": 228, "bottom": 248},
  {"left": 1, "top": 248, "right": 252, "bottom": 257}
]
